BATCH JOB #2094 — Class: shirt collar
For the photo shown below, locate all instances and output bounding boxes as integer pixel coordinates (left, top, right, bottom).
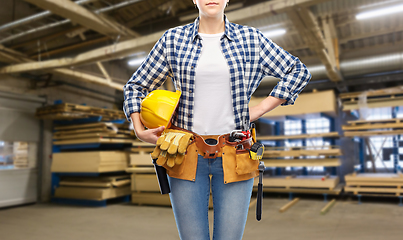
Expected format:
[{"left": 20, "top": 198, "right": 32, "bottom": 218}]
[{"left": 191, "top": 15, "right": 235, "bottom": 43}]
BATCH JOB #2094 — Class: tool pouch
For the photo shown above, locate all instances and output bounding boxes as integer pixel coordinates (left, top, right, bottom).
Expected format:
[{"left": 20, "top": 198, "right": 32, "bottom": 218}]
[
  {"left": 235, "top": 148, "right": 259, "bottom": 175},
  {"left": 221, "top": 138, "right": 259, "bottom": 183}
]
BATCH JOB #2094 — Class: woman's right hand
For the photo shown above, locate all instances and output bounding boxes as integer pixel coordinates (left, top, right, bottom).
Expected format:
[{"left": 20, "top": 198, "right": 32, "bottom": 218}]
[
  {"left": 135, "top": 126, "right": 165, "bottom": 145},
  {"left": 130, "top": 112, "right": 165, "bottom": 145}
]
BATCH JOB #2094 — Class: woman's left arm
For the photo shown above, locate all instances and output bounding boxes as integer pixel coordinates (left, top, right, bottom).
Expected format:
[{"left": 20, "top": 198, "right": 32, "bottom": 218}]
[
  {"left": 250, "top": 31, "right": 312, "bottom": 121},
  {"left": 249, "top": 96, "right": 286, "bottom": 122}
]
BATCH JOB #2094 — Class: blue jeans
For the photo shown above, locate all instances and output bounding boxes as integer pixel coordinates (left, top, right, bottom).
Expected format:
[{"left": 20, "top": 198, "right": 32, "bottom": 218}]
[{"left": 168, "top": 155, "right": 254, "bottom": 240}]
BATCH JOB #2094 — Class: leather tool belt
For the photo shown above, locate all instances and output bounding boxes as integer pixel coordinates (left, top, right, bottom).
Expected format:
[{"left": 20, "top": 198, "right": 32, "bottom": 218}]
[
  {"left": 170, "top": 125, "right": 253, "bottom": 159},
  {"left": 164, "top": 126, "right": 259, "bottom": 184},
  {"left": 195, "top": 134, "right": 253, "bottom": 159}
]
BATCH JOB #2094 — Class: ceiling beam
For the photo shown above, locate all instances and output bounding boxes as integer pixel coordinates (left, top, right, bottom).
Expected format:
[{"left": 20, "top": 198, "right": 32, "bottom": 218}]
[
  {"left": 322, "top": 15, "right": 340, "bottom": 70},
  {"left": 3, "top": 0, "right": 330, "bottom": 75},
  {"left": 0, "top": 45, "right": 123, "bottom": 90},
  {"left": 24, "top": 0, "right": 139, "bottom": 38},
  {"left": 287, "top": 7, "right": 343, "bottom": 82}
]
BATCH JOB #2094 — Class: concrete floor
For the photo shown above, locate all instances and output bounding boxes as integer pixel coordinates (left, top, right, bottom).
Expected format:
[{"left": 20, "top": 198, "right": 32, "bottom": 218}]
[{"left": 0, "top": 197, "right": 402, "bottom": 240}]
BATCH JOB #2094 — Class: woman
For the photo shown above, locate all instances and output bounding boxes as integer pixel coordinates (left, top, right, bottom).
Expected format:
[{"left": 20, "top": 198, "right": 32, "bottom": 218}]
[{"left": 123, "top": 0, "right": 311, "bottom": 239}]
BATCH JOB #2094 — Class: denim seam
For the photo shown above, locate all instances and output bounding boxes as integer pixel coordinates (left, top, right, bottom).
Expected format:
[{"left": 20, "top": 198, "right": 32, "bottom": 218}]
[{"left": 206, "top": 175, "right": 211, "bottom": 240}]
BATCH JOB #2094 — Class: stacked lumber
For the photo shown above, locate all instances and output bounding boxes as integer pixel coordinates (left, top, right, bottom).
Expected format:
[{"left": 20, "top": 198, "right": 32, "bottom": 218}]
[
  {"left": 344, "top": 173, "right": 403, "bottom": 197},
  {"left": 126, "top": 141, "right": 170, "bottom": 206},
  {"left": 262, "top": 146, "right": 342, "bottom": 167},
  {"left": 54, "top": 175, "right": 131, "bottom": 200},
  {"left": 254, "top": 175, "right": 342, "bottom": 195},
  {"left": 13, "top": 142, "right": 29, "bottom": 168},
  {"left": 35, "top": 103, "right": 125, "bottom": 121},
  {"left": 52, "top": 151, "right": 129, "bottom": 173},
  {"left": 257, "top": 131, "right": 340, "bottom": 141},
  {"left": 126, "top": 142, "right": 214, "bottom": 207},
  {"left": 339, "top": 86, "right": 403, "bottom": 111},
  {"left": 53, "top": 122, "right": 136, "bottom": 145},
  {"left": 343, "top": 118, "right": 403, "bottom": 137}
]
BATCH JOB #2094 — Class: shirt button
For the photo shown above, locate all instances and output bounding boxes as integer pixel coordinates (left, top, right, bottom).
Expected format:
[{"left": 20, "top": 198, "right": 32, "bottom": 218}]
[
  {"left": 191, "top": 66, "right": 194, "bottom": 69},
  {"left": 188, "top": 113, "right": 191, "bottom": 117},
  {"left": 189, "top": 90, "right": 193, "bottom": 93}
]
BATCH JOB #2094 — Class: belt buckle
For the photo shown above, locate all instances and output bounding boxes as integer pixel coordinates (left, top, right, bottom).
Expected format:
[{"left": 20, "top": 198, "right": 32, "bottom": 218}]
[{"left": 203, "top": 138, "right": 219, "bottom": 158}]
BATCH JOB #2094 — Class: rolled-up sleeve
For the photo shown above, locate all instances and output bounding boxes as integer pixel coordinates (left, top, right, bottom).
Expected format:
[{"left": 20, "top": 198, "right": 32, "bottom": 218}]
[
  {"left": 123, "top": 31, "right": 171, "bottom": 121},
  {"left": 258, "top": 32, "right": 311, "bottom": 106}
]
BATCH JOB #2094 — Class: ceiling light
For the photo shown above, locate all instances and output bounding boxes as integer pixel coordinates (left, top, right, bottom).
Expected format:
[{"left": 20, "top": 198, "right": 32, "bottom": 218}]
[
  {"left": 128, "top": 57, "right": 146, "bottom": 66},
  {"left": 356, "top": 3, "right": 403, "bottom": 20},
  {"left": 262, "top": 29, "right": 286, "bottom": 38}
]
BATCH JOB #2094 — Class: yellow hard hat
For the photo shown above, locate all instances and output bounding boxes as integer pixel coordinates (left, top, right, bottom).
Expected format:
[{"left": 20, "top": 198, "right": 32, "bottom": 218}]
[{"left": 140, "top": 90, "right": 181, "bottom": 129}]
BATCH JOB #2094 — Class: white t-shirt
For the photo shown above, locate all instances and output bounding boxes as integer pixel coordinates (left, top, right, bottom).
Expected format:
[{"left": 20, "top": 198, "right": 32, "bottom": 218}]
[{"left": 193, "top": 32, "right": 236, "bottom": 135}]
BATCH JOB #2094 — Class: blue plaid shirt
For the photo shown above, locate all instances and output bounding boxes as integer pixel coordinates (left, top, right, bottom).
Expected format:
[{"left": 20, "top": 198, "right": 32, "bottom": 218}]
[{"left": 123, "top": 16, "right": 311, "bottom": 131}]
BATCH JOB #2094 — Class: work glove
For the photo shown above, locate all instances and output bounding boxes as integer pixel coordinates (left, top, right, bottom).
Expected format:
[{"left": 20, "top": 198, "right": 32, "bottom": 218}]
[{"left": 151, "top": 129, "right": 193, "bottom": 168}]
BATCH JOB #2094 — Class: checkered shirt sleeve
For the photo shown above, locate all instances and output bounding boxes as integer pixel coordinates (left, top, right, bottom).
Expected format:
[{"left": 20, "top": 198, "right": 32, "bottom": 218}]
[
  {"left": 258, "top": 32, "right": 311, "bottom": 106},
  {"left": 123, "top": 31, "right": 171, "bottom": 121}
]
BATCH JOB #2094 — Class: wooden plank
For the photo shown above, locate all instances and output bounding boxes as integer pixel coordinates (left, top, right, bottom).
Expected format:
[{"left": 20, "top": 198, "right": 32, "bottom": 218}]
[
  {"left": 53, "top": 133, "right": 128, "bottom": 140},
  {"left": 53, "top": 138, "right": 135, "bottom": 145},
  {"left": 339, "top": 86, "right": 403, "bottom": 100},
  {"left": 342, "top": 96, "right": 403, "bottom": 110},
  {"left": 131, "top": 174, "right": 160, "bottom": 192},
  {"left": 54, "top": 122, "right": 128, "bottom": 131},
  {"left": 126, "top": 167, "right": 155, "bottom": 174},
  {"left": 342, "top": 122, "right": 403, "bottom": 131},
  {"left": 344, "top": 186, "right": 403, "bottom": 194},
  {"left": 54, "top": 186, "right": 130, "bottom": 200},
  {"left": 131, "top": 192, "right": 171, "bottom": 206},
  {"left": 343, "top": 129, "right": 403, "bottom": 137},
  {"left": 347, "top": 118, "right": 403, "bottom": 125},
  {"left": 257, "top": 132, "right": 339, "bottom": 141},
  {"left": 279, "top": 198, "right": 300, "bottom": 213},
  {"left": 320, "top": 199, "right": 336, "bottom": 215},
  {"left": 345, "top": 173, "right": 403, "bottom": 183},
  {"left": 346, "top": 181, "right": 403, "bottom": 187},
  {"left": 262, "top": 158, "right": 341, "bottom": 167},
  {"left": 255, "top": 176, "right": 339, "bottom": 190},
  {"left": 51, "top": 151, "right": 128, "bottom": 173},
  {"left": 250, "top": 90, "right": 337, "bottom": 118},
  {"left": 264, "top": 149, "right": 342, "bottom": 158},
  {"left": 258, "top": 184, "right": 343, "bottom": 195}
]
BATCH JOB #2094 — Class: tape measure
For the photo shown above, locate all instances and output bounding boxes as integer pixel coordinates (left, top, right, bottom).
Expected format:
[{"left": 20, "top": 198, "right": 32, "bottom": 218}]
[{"left": 249, "top": 142, "right": 264, "bottom": 160}]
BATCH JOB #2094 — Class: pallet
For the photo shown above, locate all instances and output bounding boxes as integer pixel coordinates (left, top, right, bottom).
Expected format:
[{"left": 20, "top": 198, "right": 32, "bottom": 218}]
[
  {"left": 342, "top": 118, "right": 403, "bottom": 136},
  {"left": 262, "top": 158, "right": 341, "bottom": 167},
  {"left": 254, "top": 175, "right": 339, "bottom": 190},
  {"left": 54, "top": 186, "right": 131, "bottom": 200},
  {"left": 257, "top": 132, "right": 339, "bottom": 141},
  {"left": 344, "top": 173, "right": 403, "bottom": 197},
  {"left": 340, "top": 86, "right": 403, "bottom": 110},
  {"left": 255, "top": 183, "right": 343, "bottom": 195}
]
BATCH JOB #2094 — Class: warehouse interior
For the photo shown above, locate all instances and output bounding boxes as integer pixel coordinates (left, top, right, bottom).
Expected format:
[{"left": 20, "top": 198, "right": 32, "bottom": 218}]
[{"left": 0, "top": 0, "right": 402, "bottom": 239}]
